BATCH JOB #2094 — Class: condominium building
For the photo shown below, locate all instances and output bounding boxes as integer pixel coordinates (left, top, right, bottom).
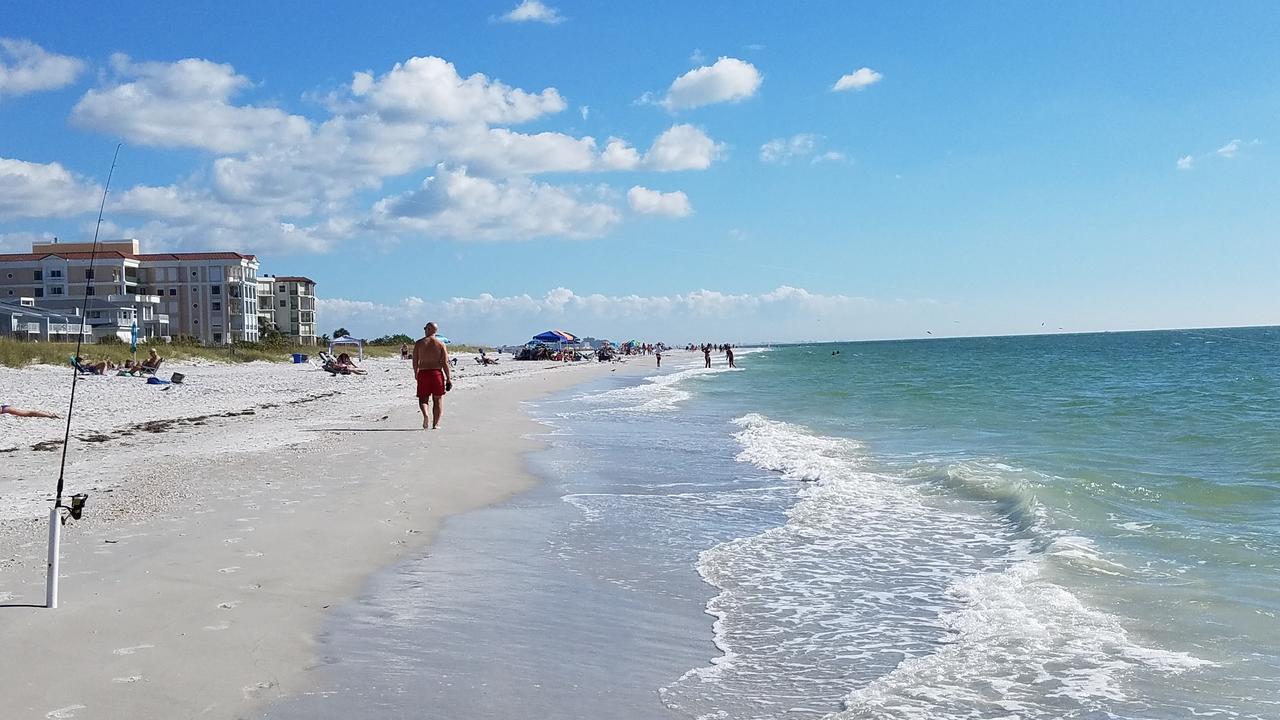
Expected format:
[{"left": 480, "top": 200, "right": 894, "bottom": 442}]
[
  {"left": 0, "top": 239, "right": 261, "bottom": 344},
  {"left": 257, "top": 275, "right": 317, "bottom": 345}
]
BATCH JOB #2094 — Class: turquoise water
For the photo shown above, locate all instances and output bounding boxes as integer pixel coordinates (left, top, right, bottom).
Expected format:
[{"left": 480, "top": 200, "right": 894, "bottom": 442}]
[
  {"left": 666, "top": 328, "right": 1280, "bottom": 718},
  {"left": 266, "top": 327, "right": 1280, "bottom": 719}
]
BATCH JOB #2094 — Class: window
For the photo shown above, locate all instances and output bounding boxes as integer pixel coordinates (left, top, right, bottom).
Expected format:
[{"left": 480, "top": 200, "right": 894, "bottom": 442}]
[
  {"left": 5, "top": 273, "right": 11, "bottom": 279},
  {"left": 6, "top": 290, "right": 12, "bottom": 296},
  {"left": 212, "top": 302, "right": 221, "bottom": 311},
  {"left": 50, "top": 269, "right": 63, "bottom": 278},
  {"left": 279, "top": 299, "right": 286, "bottom": 307},
  {"left": 169, "top": 288, "right": 177, "bottom": 296},
  {"left": 278, "top": 285, "right": 285, "bottom": 292},
  {"left": 34, "top": 288, "right": 43, "bottom": 298},
  {"left": 50, "top": 286, "right": 64, "bottom": 295},
  {"left": 33, "top": 270, "right": 42, "bottom": 280},
  {"left": 85, "top": 269, "right": 94, "bottom": 280},
  {"left": 86, "top": 287, "right": 95, "bottom": 296},
  {"left": 213, "top": 333, "right": 222, "bottom": 343},
  {"left": 211, "top": 285, "right": 221, "bottom": 295}
]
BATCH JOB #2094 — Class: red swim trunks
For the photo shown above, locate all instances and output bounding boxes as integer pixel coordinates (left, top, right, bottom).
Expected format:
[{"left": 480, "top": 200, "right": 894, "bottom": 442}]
[{"left": 416, "top": 369, "right": 447, "bottom": 399}]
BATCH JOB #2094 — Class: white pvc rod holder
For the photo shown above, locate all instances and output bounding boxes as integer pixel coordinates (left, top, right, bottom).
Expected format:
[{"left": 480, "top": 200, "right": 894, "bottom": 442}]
[{"left": 46, "top": 507, "right": 61, "bottom": 609}]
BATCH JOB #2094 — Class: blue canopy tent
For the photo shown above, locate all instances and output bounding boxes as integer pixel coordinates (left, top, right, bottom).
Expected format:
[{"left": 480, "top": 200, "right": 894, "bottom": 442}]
[
  {"left": 531, "top": 329, "right": 579, "bottom": 361},
  {"left": 532, "top": 329, "right": 576, "bottom": 344}
]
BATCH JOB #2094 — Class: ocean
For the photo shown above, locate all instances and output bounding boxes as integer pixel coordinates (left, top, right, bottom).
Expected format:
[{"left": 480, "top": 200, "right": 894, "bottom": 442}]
[{"left": 266, "top": 327, "right": 1280, "bottom": 719}]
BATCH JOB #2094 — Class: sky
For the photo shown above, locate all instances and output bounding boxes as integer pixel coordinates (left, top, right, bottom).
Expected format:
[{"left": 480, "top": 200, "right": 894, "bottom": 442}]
[{"left": 1, "top": 1, "right": 1277, "bottom": 344}]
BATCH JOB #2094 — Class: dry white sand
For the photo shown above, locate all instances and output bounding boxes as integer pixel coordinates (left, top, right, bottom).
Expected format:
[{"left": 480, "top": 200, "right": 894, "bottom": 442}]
[{"left": 0, "top": 353, "right": 649, "bottom": 719}]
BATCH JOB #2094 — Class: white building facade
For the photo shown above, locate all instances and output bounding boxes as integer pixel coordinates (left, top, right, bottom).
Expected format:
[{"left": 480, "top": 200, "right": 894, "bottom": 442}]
[{"left": 0, "top": 239, "right": 261, "bottom": 344}]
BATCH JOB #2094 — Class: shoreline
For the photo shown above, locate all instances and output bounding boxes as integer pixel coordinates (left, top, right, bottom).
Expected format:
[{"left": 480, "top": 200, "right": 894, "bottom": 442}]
[{"left": 0, "top": 356, "right": 654, "bottom": 719}]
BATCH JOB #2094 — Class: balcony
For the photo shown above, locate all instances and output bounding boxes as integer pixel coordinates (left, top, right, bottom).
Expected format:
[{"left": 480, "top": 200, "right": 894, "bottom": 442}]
[{"left": 107, "top": 294, "right": 162, "bottom": 304}]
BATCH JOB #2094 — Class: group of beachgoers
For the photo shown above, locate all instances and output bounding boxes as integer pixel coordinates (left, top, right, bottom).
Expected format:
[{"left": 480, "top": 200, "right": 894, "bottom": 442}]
[
  {"left": 690, "top": 343, "right": 736, "bottom": 368},
  {"left": 2, "top": 348, "right": 166, "bottom": 422},
  {"left": 71, "top": 347, "right": 164, "bottom": 377}
]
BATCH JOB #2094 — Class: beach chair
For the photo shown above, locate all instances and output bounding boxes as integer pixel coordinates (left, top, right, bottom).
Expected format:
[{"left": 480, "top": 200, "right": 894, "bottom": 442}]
[
  {"left": 69, "top": 356, "right": 102, "bottom": 375},
  {"left": 138, "top": 357, "right": 163, "bottom": 376}
]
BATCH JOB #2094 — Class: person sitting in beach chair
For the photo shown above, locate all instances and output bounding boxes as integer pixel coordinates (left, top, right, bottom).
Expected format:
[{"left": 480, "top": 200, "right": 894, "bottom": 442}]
[
  {"left": 1, "top": 403, "right": 59, "bottom": 419},
  {"left": 138, "top": 348, "right": 163, "bottom": 375},
  {"left": 71, "top": 355, "right": 108, "bottom": 375}
]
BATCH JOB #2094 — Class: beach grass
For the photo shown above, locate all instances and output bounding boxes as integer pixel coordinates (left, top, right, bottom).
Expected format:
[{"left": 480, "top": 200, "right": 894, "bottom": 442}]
[{"left": 0, "top": 337, "right": 491, "bottom": 368}]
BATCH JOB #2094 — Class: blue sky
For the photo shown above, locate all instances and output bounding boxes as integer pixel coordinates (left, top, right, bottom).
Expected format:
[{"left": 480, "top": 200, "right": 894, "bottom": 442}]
[{"left": 1, "top": 1, "right": 1276, "bottom": 343}]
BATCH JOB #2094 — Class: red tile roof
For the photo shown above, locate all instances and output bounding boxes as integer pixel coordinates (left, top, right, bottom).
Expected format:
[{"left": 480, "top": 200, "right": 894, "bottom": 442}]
[{"left": 135, "top": 252, "right": 257, "bottom": 261}]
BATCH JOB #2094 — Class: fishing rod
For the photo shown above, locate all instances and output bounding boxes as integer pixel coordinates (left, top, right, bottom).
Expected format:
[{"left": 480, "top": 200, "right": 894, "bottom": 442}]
[{"left": 46, "top": 144, "right": 121, "bottom": 610}]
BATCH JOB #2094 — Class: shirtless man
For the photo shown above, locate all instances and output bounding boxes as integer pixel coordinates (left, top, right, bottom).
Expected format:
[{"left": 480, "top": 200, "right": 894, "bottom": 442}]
[{"left": 412, "top": 322, "right": 452, "bottom": 429}]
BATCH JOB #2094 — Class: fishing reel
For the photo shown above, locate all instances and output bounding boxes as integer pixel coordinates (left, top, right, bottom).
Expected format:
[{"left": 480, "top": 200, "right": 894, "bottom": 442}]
[{"left": 58, "top": 493, "right": 88, "bottom": 525}]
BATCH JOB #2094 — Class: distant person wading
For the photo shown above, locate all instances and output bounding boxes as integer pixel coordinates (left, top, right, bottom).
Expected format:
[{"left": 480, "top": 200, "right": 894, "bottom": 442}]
[{"left": 413, "top": 322, "right": 452, "bottom": 430}]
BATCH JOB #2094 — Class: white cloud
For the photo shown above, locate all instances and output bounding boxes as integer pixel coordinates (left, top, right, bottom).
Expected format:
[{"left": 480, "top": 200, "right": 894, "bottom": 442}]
[
  {"left": 350, "top": 56, "right": 565, "bottom": 124},
  {"left": 600, "top": 137, "right": 642, "bottom": 170},
  {"left": 316, "top": 285, "right": 901, "bottom": 343},
  {"left": 1176, "top": 138, "right": 1259, "bottom": 171},
  {"left": 71, "top": 54, "right": 311, "bottom": 153},
  {"left": 370, "top": 165, "right": 619, "bottom": 241},
  {"left": 760, "top": 134, "right": 844, "bottom": 165},
  {"left": 627, "top": 186, "right": 692, "bottom": 217},
  {"left": 497, "top": 0, "right": 564, "bottom": 24},
  {"left": 42, "top": 52, "right": 724, "bottom": 255},
  {"left": 0, "top": 38, "right": 84, "bottom": 100},
  {"left": 760, "top": 134, "right": 816, "bottom": 164},
  {"left": 579, "top": 105, "right": 589, "bottom": 120},
  {"left": 109, "top": 183, "right": 335, "bottom": 252},
  {"left": 832, "top": 67, "right": 882, "bottom": 92},
  {"left": 645, "top": 124, "right": 724, "bottom": 171},
  {"left": 0, "top": 157, "right": 101, "bottom": 219},
  {"left": 0, "top": 230, "right": 57, "bottom": 252},
  {"left": 659, "top": 57, "right": 761, "bottom": 111},
  {"left": 1215, "top": 139, "right": 1241, "bottom": 159}
]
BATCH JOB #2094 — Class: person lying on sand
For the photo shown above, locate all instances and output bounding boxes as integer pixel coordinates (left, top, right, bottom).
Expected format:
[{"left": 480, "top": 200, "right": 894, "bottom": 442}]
[
  {"left": 336, "top": 352, "right": 366, "bottom": 374},
  {"left": 1, "top": 404, "right": 59, "bottom": 419}
]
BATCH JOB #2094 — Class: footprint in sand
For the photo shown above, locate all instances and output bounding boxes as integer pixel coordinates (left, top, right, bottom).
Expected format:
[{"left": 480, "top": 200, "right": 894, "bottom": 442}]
[
  {"left": 242, "top": 583, "right": 262, "bottom": 591},
  {"left": 218, "top": 566, "right": 241, "bottom": 574},
  {"left": 111, "top": 676, "right": 143, "bottom": 684},
  {"left": 244, "top": 551, "right": 264, "bottom": 558},
  {"left": 223, "top": 537, "right": 243, "bottom": 544},
  {"left": 203, "top": 621, "right": 231, "bottom": 631},
  {"left": 45, "top": 705, "right": 86, "bottom": 719},
  {"left": 242, "top": 680, "right": 278, "bottom": 700},
  {"left": 112, "top": 644, "right": 154, "bottom": 656},
  {"left": 218, "top": 600, "right": 242, "bottom": 609}
]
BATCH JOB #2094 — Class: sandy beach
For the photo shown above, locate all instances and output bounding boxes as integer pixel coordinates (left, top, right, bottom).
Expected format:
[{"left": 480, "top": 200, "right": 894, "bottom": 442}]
[{"left": 0, "top": 353, "right": 651, "bottom": 719}]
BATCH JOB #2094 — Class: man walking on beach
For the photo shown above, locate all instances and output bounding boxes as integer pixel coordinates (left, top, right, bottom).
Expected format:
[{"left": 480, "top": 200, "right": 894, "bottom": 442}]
[
  {"left": 703, "top": 344, "right": 712, "bottom": 368},
  {"left": 413, "top": 322, "right": 451, "bottom": 430}
]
